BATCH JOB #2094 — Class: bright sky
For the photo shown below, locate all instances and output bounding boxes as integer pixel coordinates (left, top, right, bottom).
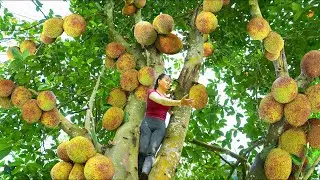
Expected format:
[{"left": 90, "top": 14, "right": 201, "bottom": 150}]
[{"left": 0, "top": 1, "right": 249, "bottom": 161}]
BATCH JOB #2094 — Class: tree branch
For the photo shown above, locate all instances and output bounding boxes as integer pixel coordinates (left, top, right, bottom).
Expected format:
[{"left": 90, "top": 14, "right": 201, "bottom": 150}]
[
  {"left": 249, "top": 0, "right": 262, "bottom": 17},
  {"left": 190, "top": 139, "right": 246, "bottom": 162},
  {"left": 59, "top": 112, "right": 88, "bottom": 138},
  {"left": 295, "top": 144, "right": 309, "bottom": 180},
  {"left": 31, "top": 0, "right": 48, "bottom": 19}
]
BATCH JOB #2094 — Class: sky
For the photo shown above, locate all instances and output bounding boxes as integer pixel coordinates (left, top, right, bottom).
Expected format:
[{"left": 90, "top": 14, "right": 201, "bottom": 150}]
[{"left": 0, "top": 0, "right": 249, "bottom": 161}]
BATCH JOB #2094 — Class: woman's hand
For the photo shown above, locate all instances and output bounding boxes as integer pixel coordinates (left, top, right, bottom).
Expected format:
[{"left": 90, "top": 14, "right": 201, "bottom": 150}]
[{"left": 180, "top": 94, "right": 194, "bottom": 106}]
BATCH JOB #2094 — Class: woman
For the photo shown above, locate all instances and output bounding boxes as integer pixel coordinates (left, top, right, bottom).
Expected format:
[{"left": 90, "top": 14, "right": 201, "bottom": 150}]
[{"left": 138, "top": 73, "right": 193, "bottom": 178}]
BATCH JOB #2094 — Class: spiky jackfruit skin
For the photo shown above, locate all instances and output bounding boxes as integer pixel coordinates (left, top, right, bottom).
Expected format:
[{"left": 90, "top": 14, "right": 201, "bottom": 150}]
[
  {"left": 300, "top": 50, "right": 320, "bottom": 78},
  {"left": 20, "top": 40, "right": 37, "bottom": 55},
  {"left": 153, "top": 14, "right": 174, "bottom": 34},
  {"left": 134, "top": 0, "right": 146, "bottom": 8},
  {"left": 203, "top": 0, "right": 223, "bottom": 13},
  {"left": 105, "top": 42, "right": 126, "bottom": 59},
  {"left": 57, "top": 141, "right": 71, "bottom": 162},
  {"left": 134, "top": 85, "right": 148, "bottom": 101},
  {"left": 0, "top": 79, "right": 15, "bottom": 97},
  {"left": 195, "top": 11, "right": 218, "bottom": 34},
  {"left": 43, "top": 18, "right": 64, "bottom": 38},
  {"left": 37, "top": 91, "right": 56, "bottom": 111},
  {"left": 265, "top": 50, "right": 280, "bottom": 61},
  {"left": 66, "top": 136, "right": 96, "bottom": 164},
  {"left": 50, "top": 161, "right": 73, "bottom": 180},
  {"left": 106, "top": 88, "right": 127, "bottom": 108},
  {"left": 84, "top": 154, "right": 115, "bottom": 180},
  {"left": 264, "top": 31, "right": 284, "bottom": 54},
  {"left": 11, "top": 86, "right": 32, "bottom": 108},
  {"left": 203, "top": 42, "right": 214, "bottom": 57},
  {"left": 102, "top": 107, "right": 124, "bottom": 131},
  {"left": 279, "top": 128, "right": 307, "bottom": 158},
  {"left": 105, "top": 56, "right": 116, "bottom": 69},
  {"left": 134, "top": 21, "right": 157, "bottom": 46},
  {"left": 305, "top": 84, "right": 320, "bottom": 112},
  {"left": 0, "top": 97, "right": 12, "bottom": 109},
  {"left": 120, "top": 69, "right": 139, "bottom": 91},
  {"left": 7, "top": 46, "right": 20, "bottom": 60},
  {"left": 116, "top": 53, "right": 136, "bottom": 73},
  {"left": 271, "top": 76, "right": 298, "bottom": 104},
  {"left": 247, "top": 17, "right": 271, "bottom": 40},
  {"left": 63, "top": 14, "right": 86, "bottom": 37},
  {"left": 189, "top": 84, "right": 208, "bottom": 109},
  {"left": 69, "top": 164, "right": 85, "bottom": 180},
  {"left": 122, "top": 4, "right": 137, "bottom": 16},
  {"left": 22, "top": 99, "right": 42, "bottom": 123},
  {"left": 307, "top": 119, "right": 320, "bottom": 149},
  {"left": 155, "top": 33, "right": 183, "bottom": 55},
  {"left": 40, "top": 33, "right": 56, "bottom": 44},
  {"left": 264, "top": 148, "right": 292, "bottom": 180},
  {"left": 284, "top": 94, "right": 311, "bottom": 127},
  {"left": 258, "top": 94, "right": 283, "bottom": 123},
  {"left": 41, "top": 108, "right": 60, "bottom": 128},
  {"left": 138, "top": 66, "right": 155, "bottom": 86}
]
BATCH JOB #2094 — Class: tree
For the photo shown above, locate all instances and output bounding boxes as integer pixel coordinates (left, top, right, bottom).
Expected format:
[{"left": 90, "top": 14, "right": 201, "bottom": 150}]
[{"left": 0, "top": 0, "right": 320, "bottom": 179}]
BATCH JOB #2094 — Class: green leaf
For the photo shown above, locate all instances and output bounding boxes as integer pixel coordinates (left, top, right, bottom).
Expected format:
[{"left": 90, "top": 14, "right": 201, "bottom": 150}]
[
  {"left": 291, "top": 154, "right": 302, "bottom": 165},
  {"left": 12, "top": 47, "right": 22, "bottom": 60},
  {"left": 87, "top": 58, "right": 94, "bottom": 64},
  {"left": 0, "top": 147, "right": 11, "bottom": 160},
  {"left": 22, "top": 49, "right": 30, "bottom": 59}
]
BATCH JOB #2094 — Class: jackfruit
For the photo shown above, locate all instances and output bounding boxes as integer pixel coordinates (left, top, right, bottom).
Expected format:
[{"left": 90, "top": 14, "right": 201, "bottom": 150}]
[
  {"left": 279, "top": 128, "right": 307, "bottom": 158},
  {"left": 6, "top": 46, "right": 20, "bottom": 60},
  {"left": 134, "top": 0, "right": 146, "bottom": 8},
  {"left": 50, "top": 161, "right": 73, "bottom": 180},
  {"left": 43, "top": 18, "right": 64, "bottom": 38},
  {"left": 66, "top": 136, "right": 96, "bottom": 164},
  {"left": 0, "top": 79, "right": 15, "bottom": 97},
  {"left": 63, "top": 14, "right": 86, "bottom": 37},
  {"left": 155, "top": 33, "right": 183, "bottom": 55},
  {"left": 300, "top": 50, "right": 320, "bottom": 78},
  {"left": 11, "top": 86, "right": 32, "bottom": 108},
  {"left": 57, "top": 141, "right": 71, "bottom": 162},
  {"left": 122, "top": 4, "right": 137, "bottom": 16},
  {"left": 265, "top": 50, "right": 280, "bottom": 61},
  {"left": 203, "top": 0, "right": 223, "bottom": 13},
  {"left": 307, "top": 118, "right": 320, "bottom": 149},
  {"left": 258, "top": 93, "right": 283, "bottom": 123},
  {"left": 138, "top": 66, "right": 155, "bottom": 86},
  {"left": 22, "top": 99, "right": 43, "bottom": 123},
  {"left": 189, "top": 84, "right": 208, "bottom": 109},
  {"left": 69, "top": 163, "right": 85, "bottom": 180},
  {"left": 264, "top": 148, "right": 292, "bottom": 180},
  {"left": 195, "top": 11, "right": 218, "bottom": 34},
  {"left": 106, "top": 88, "right": 127, "bottom": 108},
  {"left": 40, "top": 33, "right": 56, "bottom": 44},
  {"left": 20, "top": 40, "right": 37, "bottom": 55},
  {"left": 0, "top": 97, "right": 12, "bottom": 109},
  {"left": 37, "top": 90, "right": 56, "bottom": 111},
  {"left": 271, "top": 76, "right": 298, "bottom": 103},
  {"left": 247, "top": 17, "right": 271, "bottom": 40},
  {"left": 284, "top": 94, "right": 311, "bottom": 127},
  {"left": 134, "top": 21, "right": 157, "bottom": 46},
  {"left": 203, "top": 42, "right": 214, "bottom": 57},
  {"left": 305, "top": 84, "right": 320, "bottom": 112},
  {"left": 106, "top": 42, "right": 126, "bottom": 59},
  {"left": 120, "top": 69, "right": 139, "bottom": 91},
  {"left": 41, "top": 108, "right": 60, "bottom": 128},
  {"left": 264, "top": 31, "right": 284, "bottom": 54},
  {"left": 84, "top": 154, "right": 114, "bottom": 180},
  {"left": 105, "top": 56, "right": 116, "bottom": 69},
  {"left": 116, "top": 53, "right": 136, "bottom": 73},
  {"left": 134, "top": 85, "right": 148, "bottom": 101},
  {"left": 153, "top": 14, "right": 174, "bottom": 34},
  {"left": 102, "top": 107, "right": 124, "bottom": 131}
]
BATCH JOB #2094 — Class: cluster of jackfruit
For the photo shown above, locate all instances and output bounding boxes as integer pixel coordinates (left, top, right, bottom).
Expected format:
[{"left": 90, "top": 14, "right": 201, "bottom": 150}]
[
  {"left": 247, "top": 15, "right": 284, "bottom": 61},
  {"left": 51, "top": 136, "right": 114, "bottom": 180},
  {"left": 134, "top": 14, "right": 183, "bottom": 55},
  {"left": 0, "top": 79, "right": 60, "bottom": 128},
  {"left": 189, "top": 83, "right": 208, "bottom": 110},
  {"left": 122, "top": 0, "right": 146, "bottom": 16},
  {"left": 6, "top": 40, "right": 37, "bottom": 60},
  {"left": 104, "top": 42, "right": 156, "bottom": 130},
  {"left": 41, "top": 14, "right": 86, "bottom": 45}
]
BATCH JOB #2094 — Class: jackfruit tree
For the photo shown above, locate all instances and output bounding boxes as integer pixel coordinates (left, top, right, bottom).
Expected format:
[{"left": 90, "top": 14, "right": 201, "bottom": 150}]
[{"left": 0, "top": 0, "right": 320, "bottom": 179}]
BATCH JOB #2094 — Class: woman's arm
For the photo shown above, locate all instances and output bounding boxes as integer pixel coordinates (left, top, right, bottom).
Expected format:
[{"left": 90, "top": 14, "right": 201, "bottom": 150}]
[{"left": 149, "top": 92, "right": 181, "bottom": 106}]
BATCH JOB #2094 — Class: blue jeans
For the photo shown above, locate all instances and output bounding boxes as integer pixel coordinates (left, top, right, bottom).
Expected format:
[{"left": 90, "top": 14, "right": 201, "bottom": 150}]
[{"left": 138, "top": 116, "right": 166, "bottom": 175}]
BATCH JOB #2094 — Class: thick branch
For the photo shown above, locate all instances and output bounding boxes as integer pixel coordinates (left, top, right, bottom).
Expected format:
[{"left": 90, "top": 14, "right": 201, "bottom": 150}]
[
  {"left": 59, "top": 112, "right": 88, "bottom": 138},
  {"left": 249, "top": 0, "right": 262, "bottom": 17},
  {"left": 190, "top": 139, "right": 246, "bottom": 162}
]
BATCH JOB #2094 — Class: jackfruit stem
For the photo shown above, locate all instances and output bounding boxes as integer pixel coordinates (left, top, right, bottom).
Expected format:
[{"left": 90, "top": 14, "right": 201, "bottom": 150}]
[{"left": 249, "top": 0, "right": 262, "bottom": 18}]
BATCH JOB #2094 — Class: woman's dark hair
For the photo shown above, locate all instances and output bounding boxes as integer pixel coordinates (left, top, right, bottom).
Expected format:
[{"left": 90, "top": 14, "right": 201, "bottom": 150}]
[{"left": 154, "top": 73, "right": 170, "bottom": 89}]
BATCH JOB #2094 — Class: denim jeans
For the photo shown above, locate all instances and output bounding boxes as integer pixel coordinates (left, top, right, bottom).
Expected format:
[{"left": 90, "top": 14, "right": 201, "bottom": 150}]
[{"left": 138, "top": 116, "right": 166, "bottom": 175}]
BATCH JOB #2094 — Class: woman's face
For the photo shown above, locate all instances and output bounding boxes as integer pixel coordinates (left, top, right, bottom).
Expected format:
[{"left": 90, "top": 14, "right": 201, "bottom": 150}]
[{"left": 158, "top": 76, "right": 171, "bottom": 91}]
